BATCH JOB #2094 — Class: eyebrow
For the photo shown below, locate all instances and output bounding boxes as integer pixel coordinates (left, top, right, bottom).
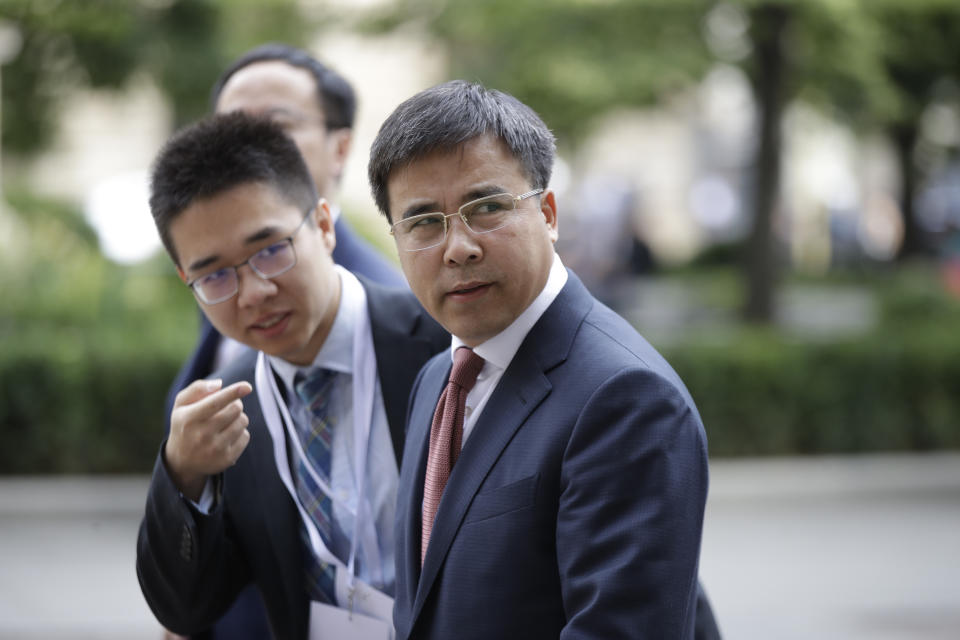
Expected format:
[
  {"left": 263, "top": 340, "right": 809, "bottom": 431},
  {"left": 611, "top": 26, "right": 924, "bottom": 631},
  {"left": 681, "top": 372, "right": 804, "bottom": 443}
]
[
  {"left": 186, "top": 225, "right": 282, "bottom": 273},
  {"left": 465, "top": 185, "right": 507, "bottom": 201},
  {"left": 400, "top": 185, "right": 509, "bottom": 220},
  {"left": 188, "top": 255, "right": 220, "bottom": 273}
]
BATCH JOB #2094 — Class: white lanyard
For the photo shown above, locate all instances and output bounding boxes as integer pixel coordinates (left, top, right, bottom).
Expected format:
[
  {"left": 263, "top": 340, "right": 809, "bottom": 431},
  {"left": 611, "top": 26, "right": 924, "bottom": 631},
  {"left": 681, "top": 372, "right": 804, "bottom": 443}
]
[{"left": 255, "top": 276, "right": 380, "bottom": 589}]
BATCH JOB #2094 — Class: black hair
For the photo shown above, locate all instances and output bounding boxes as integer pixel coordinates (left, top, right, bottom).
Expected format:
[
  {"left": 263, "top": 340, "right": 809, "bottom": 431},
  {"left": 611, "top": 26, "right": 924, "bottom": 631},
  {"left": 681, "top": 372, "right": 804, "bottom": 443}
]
[
  {"left": 210, "top": 43, "right": 356, "bottom": 130},
  {"left": 149, "top": 111, "right": 318, "bottom": 265},
  {"left": 368, "top": 80, "right": 556, "bottom": 219}
]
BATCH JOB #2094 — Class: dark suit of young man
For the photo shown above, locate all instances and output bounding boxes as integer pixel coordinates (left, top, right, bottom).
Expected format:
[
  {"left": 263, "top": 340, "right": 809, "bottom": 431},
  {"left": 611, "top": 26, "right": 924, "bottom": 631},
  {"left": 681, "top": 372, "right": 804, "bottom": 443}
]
[{"left": 141, "top": 279, "right": 446, "bottom": 637}]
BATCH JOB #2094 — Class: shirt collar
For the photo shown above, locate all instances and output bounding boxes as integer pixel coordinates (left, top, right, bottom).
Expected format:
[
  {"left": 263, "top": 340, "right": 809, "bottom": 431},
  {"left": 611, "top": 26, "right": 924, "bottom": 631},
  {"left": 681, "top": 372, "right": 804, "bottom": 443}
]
[
  {"left": 451, "top": 252, "right": 568, "bottom": 372},
  {"left": 269, "top": 265, "right": 357, "bottom": 390}
]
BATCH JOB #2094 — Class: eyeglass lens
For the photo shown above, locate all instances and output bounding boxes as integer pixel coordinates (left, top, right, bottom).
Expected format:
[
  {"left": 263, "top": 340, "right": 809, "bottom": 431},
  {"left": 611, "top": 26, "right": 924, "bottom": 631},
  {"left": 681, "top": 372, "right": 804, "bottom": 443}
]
[
  {"left": 398, "top": 193, "right": 518, "bottom": 250},
  {"left": 194, "top": 240, "right": 296, "bottom": 303}
]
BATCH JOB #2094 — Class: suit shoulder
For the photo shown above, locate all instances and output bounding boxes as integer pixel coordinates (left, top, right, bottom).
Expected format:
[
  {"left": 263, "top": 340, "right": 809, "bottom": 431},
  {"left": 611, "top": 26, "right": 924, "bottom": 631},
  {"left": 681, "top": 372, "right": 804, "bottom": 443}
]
[{"left": 572, "top": 303, "right": 694, "bottom": 399}]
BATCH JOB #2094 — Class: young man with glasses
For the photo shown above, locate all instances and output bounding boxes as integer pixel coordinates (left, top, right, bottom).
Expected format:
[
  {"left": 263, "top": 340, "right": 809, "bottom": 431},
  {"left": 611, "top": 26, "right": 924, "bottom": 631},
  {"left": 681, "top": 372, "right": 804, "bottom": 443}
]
[
  {"left": 166, "top": 43, "right": 405, "bottom": 450},
  {"left": 137, "top": 112, "right": 447, "bottom": 638},
  {"left": 162, "top": 44, "right": 409, "bottom": 640},
  {"left": 369, "top": 81, "right": 716, "bottom": 639}
]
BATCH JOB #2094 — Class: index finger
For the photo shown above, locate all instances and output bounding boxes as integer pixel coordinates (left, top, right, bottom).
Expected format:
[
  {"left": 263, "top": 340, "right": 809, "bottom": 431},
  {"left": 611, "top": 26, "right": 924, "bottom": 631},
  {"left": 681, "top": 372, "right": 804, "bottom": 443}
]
[
  {"left": 181, "top": 380, "right": 253, "bottom": 420},
  {"left": 174, "top": 378, "right": 224, "bottom": 407}
]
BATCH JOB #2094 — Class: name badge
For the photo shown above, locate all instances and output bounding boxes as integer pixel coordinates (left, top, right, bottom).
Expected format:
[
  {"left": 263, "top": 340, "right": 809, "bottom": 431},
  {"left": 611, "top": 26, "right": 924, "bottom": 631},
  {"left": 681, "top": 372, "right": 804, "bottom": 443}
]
[
  {"left": 309, "top": 600, "right": 393, "bottom": 640},
  {"left": 307, "top": 569, "right": 395, "bottom": 639},
  {"left": 334, "top": 568, "right": 395, "bottom": 625}
]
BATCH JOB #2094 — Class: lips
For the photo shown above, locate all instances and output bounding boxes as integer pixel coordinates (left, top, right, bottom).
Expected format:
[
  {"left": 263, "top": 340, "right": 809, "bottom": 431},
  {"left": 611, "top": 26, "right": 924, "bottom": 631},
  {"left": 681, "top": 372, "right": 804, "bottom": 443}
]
[
  {"left": 445, "top": 281, "right": 491, "bottom": 302},
  {"left": 248, "top": 311, "right": 291, "bottom": 337}
]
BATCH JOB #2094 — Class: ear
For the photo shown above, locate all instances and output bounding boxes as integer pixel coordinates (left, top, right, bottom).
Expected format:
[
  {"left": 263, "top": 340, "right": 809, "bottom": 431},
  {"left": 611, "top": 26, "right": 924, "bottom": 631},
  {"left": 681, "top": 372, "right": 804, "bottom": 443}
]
[
  {"left": 328, "top": 129, "right": 353, "bottom": 183},
  {"left": 314, "top": 198, "right": 337, "bottom": 252},
  {"left": 540, "top": 189, "right": 559, "bottom": 244}
]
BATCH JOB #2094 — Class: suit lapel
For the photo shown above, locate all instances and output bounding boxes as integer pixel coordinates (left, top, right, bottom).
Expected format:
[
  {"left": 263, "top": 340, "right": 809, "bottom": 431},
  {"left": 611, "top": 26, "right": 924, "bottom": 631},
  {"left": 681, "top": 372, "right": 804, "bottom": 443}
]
[
  {"left": 407, "top": 270, "right": 597, "bottom": 623},
  {"left": 411, "top": 352, "right": 552, "bottom": 619},
  {"left": 396, "top": 355, "right": 448, "bottom": 617},
  {"left": 242, "top": 374, "right": 311, "bottom": 636}
]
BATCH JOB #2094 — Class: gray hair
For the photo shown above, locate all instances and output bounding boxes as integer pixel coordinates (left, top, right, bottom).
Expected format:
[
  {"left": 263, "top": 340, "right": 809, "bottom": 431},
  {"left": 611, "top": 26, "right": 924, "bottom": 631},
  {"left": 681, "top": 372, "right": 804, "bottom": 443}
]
[{"left": 368, "top": 80, "right": 556, "bottom": 219}]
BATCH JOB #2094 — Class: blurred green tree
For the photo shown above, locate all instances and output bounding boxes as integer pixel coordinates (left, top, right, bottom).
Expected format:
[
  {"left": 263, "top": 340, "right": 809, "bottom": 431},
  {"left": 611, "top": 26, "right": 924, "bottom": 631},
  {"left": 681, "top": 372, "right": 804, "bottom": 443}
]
[
  {"left": 363, "top": 0, "right": 960, "bottom": 323},
  {"left": 693, "top": 1, "right": 959, "bottom": 314},
  {"left": 362, "top": 0, "right": 713, "bottom": 145},
  {"left": 0, "top": 0, "right": 308, "bottom": 157},
  {"left": 866, "top": 4, "right": 960, "bottom": 259}
]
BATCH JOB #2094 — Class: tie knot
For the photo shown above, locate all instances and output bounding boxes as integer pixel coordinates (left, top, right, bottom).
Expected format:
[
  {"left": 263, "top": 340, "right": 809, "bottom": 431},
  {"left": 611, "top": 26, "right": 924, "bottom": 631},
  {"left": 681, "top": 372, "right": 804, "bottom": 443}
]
[
  {"left": 294, "top": 367, "right": 336, "bottom": 406},
  {"left": 449, "top": 347, "right": 485, "bottom": 392}
]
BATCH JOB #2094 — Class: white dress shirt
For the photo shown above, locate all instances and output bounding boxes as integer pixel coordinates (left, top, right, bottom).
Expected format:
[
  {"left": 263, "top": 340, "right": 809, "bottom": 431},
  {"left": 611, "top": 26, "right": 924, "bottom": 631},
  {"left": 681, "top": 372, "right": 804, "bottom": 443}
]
[
  {"left": 269, "top": 267, "right": 398, "bottom": 593},
  {"left": 451, "top": 253, "right": 568, "bottom": 446}
]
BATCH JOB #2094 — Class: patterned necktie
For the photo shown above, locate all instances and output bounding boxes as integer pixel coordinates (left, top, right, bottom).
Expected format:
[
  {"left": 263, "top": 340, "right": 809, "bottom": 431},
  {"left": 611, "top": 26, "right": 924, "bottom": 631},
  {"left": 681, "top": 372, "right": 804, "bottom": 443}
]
[
  {"left": 421, "top": 347, "right": 485, "bottom": 565},
  {"left": 293, "top": 367, "right": 339, "bottom": 603}
]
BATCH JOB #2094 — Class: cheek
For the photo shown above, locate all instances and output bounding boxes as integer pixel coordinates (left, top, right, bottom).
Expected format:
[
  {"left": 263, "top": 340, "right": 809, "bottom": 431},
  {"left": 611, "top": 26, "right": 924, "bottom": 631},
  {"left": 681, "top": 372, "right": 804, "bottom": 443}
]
[
  {"left": 295, "top": 131, "right": 328, "bottom": 160},
  {"left": 398, "top": 253, "right": 424, "bottom": 283},
  {"left": 399, "top": 255, "right": 435, "bottom": 304},
  {"left": 203, "top": 305, "right": 236, "bottom": 336}
]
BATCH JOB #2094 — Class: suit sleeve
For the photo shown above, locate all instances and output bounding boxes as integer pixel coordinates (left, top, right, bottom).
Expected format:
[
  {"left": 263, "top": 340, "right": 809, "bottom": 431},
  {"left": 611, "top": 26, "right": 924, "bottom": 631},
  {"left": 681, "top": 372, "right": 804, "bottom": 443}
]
[
  {"left": 556, "top": 367, "right": 708, "bottom": 639},
  {"left": 164, "top": 315, "right": 220, "bottom": 434},
  {"left": 135, "top": 445, "right": 251, "bottom": 635}
]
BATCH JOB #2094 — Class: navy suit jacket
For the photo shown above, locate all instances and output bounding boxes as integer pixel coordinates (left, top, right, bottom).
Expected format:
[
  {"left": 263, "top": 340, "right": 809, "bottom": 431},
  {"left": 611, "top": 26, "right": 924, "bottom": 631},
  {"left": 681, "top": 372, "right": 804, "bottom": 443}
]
[
  {"left": 395, "top": 271, "right": 709, "bottom": 640},
  {"left": 164, "top": 215, "right": 405, "bottom": 426},
  {"left": 139, "top": 280, "right": 447, "bottom": 639}
]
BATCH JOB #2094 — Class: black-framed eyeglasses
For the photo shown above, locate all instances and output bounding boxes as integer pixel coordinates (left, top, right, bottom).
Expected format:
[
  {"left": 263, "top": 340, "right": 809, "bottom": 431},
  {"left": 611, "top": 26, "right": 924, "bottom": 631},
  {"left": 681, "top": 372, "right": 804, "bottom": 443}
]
[
  {"left": 389, "top": 189, "right": 544, "bottom": 252},
  {"left": 186, "top": 207, "right": 314, "bottom": 305}
]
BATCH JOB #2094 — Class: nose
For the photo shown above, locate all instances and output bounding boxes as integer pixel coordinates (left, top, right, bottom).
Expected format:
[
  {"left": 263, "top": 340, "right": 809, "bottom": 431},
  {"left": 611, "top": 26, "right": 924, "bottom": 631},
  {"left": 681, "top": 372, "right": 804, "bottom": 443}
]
[
  {"left": 236, "top": 265, "right": 278, "bottom": 308},
  {"left": 442, "top": 215, "right": 483, "bottom": 266}
]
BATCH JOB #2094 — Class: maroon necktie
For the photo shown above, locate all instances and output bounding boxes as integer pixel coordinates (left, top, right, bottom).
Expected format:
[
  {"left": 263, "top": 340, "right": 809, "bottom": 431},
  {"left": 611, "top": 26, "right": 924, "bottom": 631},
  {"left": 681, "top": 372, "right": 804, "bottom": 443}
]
[{"left": 421, "top": 347, "right": 485, "bottom": 565}]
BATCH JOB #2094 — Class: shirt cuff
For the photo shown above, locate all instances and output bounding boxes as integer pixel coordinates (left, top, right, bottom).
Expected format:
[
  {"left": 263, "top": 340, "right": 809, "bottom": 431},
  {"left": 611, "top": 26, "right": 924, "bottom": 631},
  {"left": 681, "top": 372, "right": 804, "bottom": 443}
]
[{"left": 188, "top": 476, "right": 217, "bottom": 514}]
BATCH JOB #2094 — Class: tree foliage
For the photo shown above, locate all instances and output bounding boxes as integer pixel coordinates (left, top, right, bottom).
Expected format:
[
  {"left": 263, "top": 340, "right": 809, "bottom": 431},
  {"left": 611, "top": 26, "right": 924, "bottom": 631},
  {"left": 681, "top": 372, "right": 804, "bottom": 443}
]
[
  {"left": 364, "top": 0, "right": 960, "bottom": 321},
  {"left": 0, "top": 0, "right": 308, "bottom": 156},
  {"left": 362, "top": 0, "right": 715, "bottom": 145}
]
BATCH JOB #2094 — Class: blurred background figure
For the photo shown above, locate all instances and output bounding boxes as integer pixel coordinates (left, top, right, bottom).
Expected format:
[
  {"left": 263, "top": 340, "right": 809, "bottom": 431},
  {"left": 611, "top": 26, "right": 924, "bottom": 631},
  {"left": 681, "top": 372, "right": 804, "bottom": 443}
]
[
  {"left": 940, "top": 224, "right": 960, "bottom": 298},
  {"left": 557, "top": 173, "right": 653, "bottom": 311}
]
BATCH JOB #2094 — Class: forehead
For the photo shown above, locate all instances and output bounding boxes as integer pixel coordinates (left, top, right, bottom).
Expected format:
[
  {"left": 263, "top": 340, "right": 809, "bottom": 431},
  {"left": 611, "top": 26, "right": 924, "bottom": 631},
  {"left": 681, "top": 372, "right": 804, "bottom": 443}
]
[
  {"left": 215, "top": 60, "right": 321, "bottom": 117},
  {"left": 386, "top": 136, "right": 528, "bottom": 212},
  {"left": 169, "top": 182, "right": 301, "bottom": 264}
]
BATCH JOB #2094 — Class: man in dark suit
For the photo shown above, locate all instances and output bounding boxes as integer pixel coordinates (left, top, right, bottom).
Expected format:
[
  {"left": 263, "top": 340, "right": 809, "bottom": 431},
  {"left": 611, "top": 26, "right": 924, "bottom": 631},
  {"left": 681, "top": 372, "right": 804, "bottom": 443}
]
[
  {"left": 368, "top": 80, "right": 713, "bottom": 639},
  {"left": 162, "top": 44, "right": 406, "bottom": 638},
  {"left": 166, "top": 43, "right": 404, "bottom": 431},
  {"left": 137, "top": 113, "right": 447, "bottom": 638}
]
